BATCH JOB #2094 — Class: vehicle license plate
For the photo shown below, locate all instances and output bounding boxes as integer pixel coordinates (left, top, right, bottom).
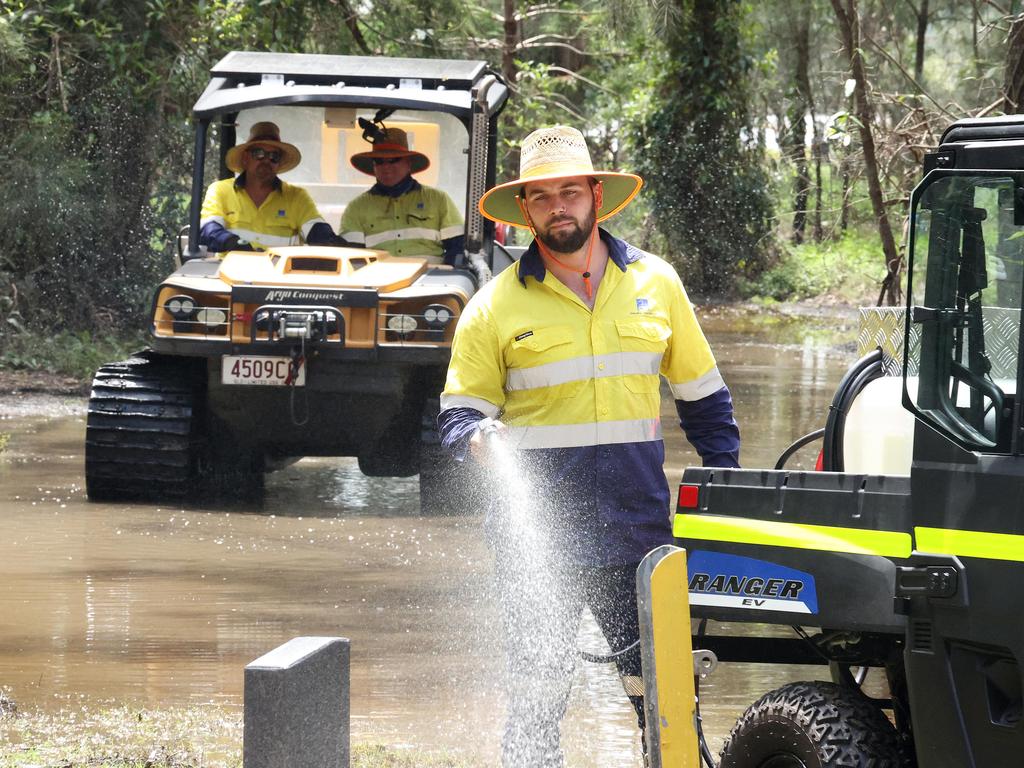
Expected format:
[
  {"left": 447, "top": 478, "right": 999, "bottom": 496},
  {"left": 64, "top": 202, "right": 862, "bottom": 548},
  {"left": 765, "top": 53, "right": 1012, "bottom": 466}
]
[{"left": 221, "top": 355, "right": 305, "bottom": 386}]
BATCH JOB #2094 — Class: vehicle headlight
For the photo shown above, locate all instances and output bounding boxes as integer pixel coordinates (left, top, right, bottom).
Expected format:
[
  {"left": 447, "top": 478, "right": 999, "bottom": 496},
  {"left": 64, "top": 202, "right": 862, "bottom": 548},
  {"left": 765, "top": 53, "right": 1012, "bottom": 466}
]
[
  {"left": 423, "top": 303, "right": 453, "bottom": 330},
  {"left": 196, "top": 307, "right": 226, "bottom": 327},
  {"left": 165, "top": 294, "right": 197, "bottom": 320},
  {"left": 387, "top": 313, "right": 418, "bottom": 336}
]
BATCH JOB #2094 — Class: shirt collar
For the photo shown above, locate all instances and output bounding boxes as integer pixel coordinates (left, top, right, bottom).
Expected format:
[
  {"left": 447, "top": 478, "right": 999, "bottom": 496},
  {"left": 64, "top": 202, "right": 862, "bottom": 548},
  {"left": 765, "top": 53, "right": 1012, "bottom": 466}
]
[
  {"left": 516, "top": 228, "right": 641, "bottom": 286},
  {"left": 370, "top": 176, "right": 420, "bottom": 198},
  {"left": 234, "top": 172, "right": 282, "bottom": 191}
]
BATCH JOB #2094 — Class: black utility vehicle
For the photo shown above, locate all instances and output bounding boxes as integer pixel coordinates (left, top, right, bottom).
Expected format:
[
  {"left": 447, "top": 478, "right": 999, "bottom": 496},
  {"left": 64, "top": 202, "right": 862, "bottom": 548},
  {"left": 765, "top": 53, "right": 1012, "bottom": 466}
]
[{"left": 671, "top": 116, "right": 1024, "bottom": 767}]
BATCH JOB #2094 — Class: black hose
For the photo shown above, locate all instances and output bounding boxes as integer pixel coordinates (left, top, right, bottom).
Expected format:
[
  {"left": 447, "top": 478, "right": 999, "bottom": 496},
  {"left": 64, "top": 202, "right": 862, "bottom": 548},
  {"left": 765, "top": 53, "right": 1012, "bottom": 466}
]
[
  {"left": 579, "top": 639, "right": 638, "bottom": 664},
  {"left": 821, "top": 348, "right": 885, "bottom": 472},
  {"left": 775, "top": 428, "right": 826, "bottom": 470},
  {"left": 695, "top": 619, "right": 718, "bottom": 768}
]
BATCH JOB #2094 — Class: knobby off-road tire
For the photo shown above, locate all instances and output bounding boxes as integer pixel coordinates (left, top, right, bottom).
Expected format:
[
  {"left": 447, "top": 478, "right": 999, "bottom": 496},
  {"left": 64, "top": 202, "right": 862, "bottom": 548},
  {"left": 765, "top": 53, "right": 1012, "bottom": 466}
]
[
  {"left": 719, "top": 681, "right": 900, "bottom": 768},
  {"left": 85, "top": 354, "right": 205, "bottom": 501}
]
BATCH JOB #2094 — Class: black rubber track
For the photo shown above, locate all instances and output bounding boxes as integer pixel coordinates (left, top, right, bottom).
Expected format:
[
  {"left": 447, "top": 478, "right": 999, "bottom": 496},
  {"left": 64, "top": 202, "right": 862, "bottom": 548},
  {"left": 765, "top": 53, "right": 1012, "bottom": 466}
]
[
  {"left": 85, "top": 354, "right": 205, "bottom": 501},
  {"left": 719, "top": 681, "right": 900, "bottom": 768}
]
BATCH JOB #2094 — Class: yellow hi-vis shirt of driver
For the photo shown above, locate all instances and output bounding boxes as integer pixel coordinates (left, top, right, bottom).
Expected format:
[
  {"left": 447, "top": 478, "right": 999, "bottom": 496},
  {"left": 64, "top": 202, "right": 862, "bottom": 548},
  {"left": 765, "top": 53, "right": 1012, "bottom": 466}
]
[
  {"left": 441, "top": 246, "right": 723, "bottom": 449},
  {"left": 200, "top": 177, "right": 326, "bottom": 250}
]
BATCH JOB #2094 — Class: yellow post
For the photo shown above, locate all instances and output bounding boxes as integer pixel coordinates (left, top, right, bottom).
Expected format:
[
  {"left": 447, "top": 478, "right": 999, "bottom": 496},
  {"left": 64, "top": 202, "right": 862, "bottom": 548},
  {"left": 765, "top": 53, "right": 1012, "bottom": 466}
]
[{"left": 637, "top": 545, "right": 699, "bottom": 768}]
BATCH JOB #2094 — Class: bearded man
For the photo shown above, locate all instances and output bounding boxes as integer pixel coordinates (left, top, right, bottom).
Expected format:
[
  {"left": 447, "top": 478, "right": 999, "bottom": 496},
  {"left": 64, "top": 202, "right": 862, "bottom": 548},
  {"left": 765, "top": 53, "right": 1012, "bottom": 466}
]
[{"left": 436, "top": 125, "right": 740, "bottom": 767}]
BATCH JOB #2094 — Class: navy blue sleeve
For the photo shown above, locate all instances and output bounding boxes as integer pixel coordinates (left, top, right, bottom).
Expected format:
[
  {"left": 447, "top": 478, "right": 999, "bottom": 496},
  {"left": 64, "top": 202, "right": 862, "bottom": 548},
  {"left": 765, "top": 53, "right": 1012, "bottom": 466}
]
[
  {"left": 675, "top": 385, "right": 740, "bottom": 468},
  {"left": 442, "top": 235, "right": 466, "bottom": 266},
  {"left": 306, "top": 222, "right": 339, "bottom": 245},
  {"left": 438, "top": 406, "right": 485, "bottom": 461},
  {"left": 199, "top": 221, "right": 240, "bottom": 252}
]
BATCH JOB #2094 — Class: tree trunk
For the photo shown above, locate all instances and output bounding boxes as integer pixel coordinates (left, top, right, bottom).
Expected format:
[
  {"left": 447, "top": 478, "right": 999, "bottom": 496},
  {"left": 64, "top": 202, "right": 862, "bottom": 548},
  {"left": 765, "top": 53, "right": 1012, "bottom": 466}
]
[
  {"left": 503, "top": 0, "right": 519, "bottom": 86},
  {"left": 1004, "top": 13, "right": 1024, "bottom": 112},
  {"left": 831, "top": 0, "right": 902, "bottom": 305},
  {"left": 790, "top": 7, "right": 812, "bottom": 244},
  {"left": 913, "top": 0, "right": 928, "bottom": 85}
]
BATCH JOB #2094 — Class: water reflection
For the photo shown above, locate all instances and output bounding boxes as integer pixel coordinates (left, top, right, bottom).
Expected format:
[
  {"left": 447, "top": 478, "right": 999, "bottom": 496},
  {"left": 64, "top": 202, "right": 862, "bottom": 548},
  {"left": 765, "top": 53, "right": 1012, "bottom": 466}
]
[{"left": 0, "top": 306, "right": 859, "bottom": 765}]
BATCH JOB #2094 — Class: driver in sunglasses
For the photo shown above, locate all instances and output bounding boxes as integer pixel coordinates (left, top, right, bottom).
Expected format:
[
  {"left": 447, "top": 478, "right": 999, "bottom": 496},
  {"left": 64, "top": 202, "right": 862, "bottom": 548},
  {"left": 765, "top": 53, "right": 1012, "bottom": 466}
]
[
  {"left": 341, "top": 126, "right": 465, "bottom": 266},
  {"left": 199, "top": 122, "right": 341, "bottom": 254}
]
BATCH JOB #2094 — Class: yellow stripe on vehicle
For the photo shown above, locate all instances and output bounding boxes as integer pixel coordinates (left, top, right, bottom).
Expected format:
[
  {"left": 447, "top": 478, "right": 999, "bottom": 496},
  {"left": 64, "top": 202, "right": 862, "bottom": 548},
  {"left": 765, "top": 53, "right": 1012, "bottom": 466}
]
[
  {"left": 674, "top": 514, "right": 913, "bottom": 558},
  {"left": 915, "top": 526, "right": 1024, "bottom": 562}
]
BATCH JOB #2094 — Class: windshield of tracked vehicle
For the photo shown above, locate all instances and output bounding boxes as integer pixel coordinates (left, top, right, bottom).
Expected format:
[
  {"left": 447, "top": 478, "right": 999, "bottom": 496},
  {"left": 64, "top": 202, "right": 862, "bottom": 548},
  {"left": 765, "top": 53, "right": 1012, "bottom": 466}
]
[
  {"left": 226, "top": 107, "right": 469, "bottom": 236},
  {"left": 908, "top": 173, "right": 1022, "bottom": 449}
]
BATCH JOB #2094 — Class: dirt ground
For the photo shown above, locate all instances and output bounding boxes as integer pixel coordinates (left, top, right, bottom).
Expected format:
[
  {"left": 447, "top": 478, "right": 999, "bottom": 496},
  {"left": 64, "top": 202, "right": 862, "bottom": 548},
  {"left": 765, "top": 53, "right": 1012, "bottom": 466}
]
[{"left": 0, "top": 370, "right": 88, "bottom": 419}]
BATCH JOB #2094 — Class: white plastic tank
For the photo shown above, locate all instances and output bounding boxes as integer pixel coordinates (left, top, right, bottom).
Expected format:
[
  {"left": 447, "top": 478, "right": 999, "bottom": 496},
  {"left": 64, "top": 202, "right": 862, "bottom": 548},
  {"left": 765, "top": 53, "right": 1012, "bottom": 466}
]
[{"left": 842, "top": 375, "right": 916, "bottom": 475}]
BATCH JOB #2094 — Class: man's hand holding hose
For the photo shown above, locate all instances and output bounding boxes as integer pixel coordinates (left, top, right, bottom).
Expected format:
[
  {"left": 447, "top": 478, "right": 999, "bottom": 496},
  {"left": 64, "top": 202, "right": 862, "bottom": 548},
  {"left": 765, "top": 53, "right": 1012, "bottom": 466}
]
[{"left": 468, "top": 416, "right": 507, "bottom": 464}]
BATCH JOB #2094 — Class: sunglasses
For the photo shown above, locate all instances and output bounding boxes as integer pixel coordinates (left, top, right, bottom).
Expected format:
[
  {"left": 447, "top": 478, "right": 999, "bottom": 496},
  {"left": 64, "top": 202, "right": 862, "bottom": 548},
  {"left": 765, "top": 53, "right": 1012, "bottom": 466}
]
[
  {"left": 249, "top": 147, "right": 283, "bottom": 164},
  {"left": 372, "top": 157, "right": 404, "bottom": 166}
]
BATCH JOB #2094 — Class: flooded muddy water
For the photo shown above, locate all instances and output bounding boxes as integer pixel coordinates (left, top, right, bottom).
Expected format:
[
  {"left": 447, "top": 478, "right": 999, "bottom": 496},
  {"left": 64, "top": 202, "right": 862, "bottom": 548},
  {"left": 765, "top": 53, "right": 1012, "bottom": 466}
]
[{"left": 0, "top": 306, "right": 864, "bottom": 766}]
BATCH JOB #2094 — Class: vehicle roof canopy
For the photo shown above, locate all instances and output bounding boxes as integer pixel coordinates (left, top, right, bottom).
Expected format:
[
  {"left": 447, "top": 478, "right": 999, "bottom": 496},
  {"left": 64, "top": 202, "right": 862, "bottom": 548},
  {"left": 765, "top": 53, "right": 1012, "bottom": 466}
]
[{"left": 192, "top": 51, "right": 508, "bottom": 120}]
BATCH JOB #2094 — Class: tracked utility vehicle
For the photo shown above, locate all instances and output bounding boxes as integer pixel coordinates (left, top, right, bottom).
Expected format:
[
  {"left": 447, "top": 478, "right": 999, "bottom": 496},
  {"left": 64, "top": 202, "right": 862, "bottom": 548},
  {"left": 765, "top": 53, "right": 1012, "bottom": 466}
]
[
  {"left": 85, "top": 52, "right": 509, "bottom": 509},
  {"left": 639, "top": 116, "right": 1024, "bottom": 767}
]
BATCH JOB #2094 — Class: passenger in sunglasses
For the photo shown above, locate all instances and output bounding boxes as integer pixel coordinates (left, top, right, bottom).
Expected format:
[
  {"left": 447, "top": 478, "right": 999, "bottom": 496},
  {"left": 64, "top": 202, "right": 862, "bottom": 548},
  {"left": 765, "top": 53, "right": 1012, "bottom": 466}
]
[
  {"left": 199, "top": 122, "right": 341, "bottom": 254},
  {"left": 341, "top": 127, "right": 465, "bottom": 266}
]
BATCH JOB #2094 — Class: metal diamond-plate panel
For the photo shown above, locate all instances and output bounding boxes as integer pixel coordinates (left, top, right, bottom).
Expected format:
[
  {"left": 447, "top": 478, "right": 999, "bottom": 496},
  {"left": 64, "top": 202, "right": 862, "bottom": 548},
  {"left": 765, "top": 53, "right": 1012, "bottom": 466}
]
[
  {"left": 858, "top": 308, "right": 919, "bottom": 376},
  {"left": 857, "top": 307, "right": 1020, "bottom": 378},
  {"left": 982, "top": 308, "right": 1021, "bottom": 379}
]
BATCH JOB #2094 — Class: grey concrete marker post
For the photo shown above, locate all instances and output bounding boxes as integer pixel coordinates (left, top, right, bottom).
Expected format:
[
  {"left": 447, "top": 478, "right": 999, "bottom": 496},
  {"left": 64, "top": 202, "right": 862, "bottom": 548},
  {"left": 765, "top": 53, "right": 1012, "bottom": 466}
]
[{"left": 244, "top": 636, "right": 350, "bottom": 768}]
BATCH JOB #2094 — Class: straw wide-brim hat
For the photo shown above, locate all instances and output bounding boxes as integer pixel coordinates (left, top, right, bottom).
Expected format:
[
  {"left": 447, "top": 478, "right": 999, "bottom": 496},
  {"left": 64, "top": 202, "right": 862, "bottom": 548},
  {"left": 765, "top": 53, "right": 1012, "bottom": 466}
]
[
  {"left": 226, "top": 121, "right": 302, "bottom": 174},
  {"left": 350, "top": 127, "right": 430, "bottom": 176},
  {"left": 479, "top": 125, "right": 642, "bottom": 229}
]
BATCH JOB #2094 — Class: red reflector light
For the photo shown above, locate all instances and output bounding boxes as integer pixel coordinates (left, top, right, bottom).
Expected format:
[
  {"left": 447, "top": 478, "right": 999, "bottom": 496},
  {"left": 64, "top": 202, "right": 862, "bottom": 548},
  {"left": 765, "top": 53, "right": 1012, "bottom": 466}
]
[
  {"left": 233, "top": 312, "right": 252, "bottom": 322},
  {"left": 677, "top": 483, "right": 699, "bottom": 509},
  {"left": 814, "top": 450, "right": 824, "bottom": 471}
]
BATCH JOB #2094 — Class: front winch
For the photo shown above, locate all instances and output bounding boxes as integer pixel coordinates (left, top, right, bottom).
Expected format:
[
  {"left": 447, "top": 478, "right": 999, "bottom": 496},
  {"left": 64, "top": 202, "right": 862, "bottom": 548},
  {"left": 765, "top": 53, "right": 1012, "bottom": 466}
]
[{"left": 250, "top": 305, "right": 344, "bottom": 343}]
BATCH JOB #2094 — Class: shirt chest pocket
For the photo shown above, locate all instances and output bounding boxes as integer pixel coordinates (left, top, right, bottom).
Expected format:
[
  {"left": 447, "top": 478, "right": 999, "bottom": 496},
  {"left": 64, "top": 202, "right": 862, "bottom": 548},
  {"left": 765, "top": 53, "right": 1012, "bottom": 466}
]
[
  {"left": 615, "top": 319, "right": 670, "bottom": 393},
  {"left": 615, "top": 319, "right": 671, "bottom": 352},
  {"left": 506, "top": 325, "right": 583, "bottom": 399}
]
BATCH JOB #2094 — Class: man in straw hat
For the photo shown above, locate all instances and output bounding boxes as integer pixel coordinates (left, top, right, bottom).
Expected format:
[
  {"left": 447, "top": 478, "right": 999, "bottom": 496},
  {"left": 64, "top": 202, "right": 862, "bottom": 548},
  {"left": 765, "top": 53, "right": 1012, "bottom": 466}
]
[
  {"left": 437, "top": 125, "right": 740, "bottom": 766},
  {"left": 341, "top": 126, "right": 465, "bottom": 265},
  {"left": 200, "top": 122, "right": 340, "bottom": 253}
]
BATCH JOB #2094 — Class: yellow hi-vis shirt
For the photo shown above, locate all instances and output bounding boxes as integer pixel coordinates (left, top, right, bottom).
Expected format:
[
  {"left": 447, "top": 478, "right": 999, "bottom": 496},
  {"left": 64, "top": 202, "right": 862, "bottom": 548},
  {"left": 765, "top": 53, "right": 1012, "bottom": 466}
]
[
  {"left": 441, "top": 237, "right": 724, "bottom": 450},
  {"left": 200, "top": 177, "right": 326, "bottom": 250},
  {"left": 341, "top": 183, "right": 463, "bottom": 261}
]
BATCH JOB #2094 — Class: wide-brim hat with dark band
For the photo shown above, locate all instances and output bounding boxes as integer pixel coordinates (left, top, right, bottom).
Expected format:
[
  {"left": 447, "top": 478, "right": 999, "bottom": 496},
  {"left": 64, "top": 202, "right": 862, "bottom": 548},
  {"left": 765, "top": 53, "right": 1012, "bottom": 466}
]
[
  {"left": 226, "top": 121, "right": 302, "bottom": 174},
  {"left": 478, "top": 125, "right": 643, "bottom": 229},
  {"left": 350, "top": 127, "right": 430, "bottom": 176}
]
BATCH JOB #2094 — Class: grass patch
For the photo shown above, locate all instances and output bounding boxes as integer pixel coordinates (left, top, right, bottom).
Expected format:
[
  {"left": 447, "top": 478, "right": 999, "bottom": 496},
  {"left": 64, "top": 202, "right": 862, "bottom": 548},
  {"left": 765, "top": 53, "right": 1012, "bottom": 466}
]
[
  {"left": 0, "top": 330, "right": 146, "bottom": 383},
  {"left": 0, "top": 705, "right": 482, "bottom": 768},
  {"left": 741, "top": 230, "right": 889, "bottom": 305}
]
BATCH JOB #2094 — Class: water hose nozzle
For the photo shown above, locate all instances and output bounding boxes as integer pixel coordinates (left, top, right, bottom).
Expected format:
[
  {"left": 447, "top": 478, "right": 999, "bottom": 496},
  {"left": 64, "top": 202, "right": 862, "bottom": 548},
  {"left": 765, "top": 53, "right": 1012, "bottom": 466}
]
[{"left": 478, "top": 417, "right": 501, "bottom": 443}]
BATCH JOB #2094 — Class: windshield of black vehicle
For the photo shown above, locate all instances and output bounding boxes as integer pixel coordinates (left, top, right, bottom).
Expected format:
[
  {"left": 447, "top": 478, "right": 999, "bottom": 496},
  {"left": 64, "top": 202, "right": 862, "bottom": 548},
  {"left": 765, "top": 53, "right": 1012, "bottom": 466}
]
[{"left": 907, "top": 172, "right": 1022, "bottom": 451}]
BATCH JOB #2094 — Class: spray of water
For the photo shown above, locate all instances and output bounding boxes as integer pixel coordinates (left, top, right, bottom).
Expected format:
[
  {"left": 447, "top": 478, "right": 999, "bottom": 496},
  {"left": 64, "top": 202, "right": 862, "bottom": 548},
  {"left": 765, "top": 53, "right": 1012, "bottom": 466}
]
[{"left": 480, "top": 428, "right": 594, "bottom": 768}]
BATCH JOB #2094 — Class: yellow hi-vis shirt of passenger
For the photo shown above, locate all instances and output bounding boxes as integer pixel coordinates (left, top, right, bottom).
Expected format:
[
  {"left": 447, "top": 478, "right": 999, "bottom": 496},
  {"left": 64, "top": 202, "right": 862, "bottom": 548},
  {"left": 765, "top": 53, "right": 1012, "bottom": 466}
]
[
  {"left": 341, "top": 183, "right": 463, "bottom": 261},
  {"left": 200, "top": 177, "right": 326, "bottom": 250},
  {"left": 441, "top": 234, "right": 725, "bottom": 451}
]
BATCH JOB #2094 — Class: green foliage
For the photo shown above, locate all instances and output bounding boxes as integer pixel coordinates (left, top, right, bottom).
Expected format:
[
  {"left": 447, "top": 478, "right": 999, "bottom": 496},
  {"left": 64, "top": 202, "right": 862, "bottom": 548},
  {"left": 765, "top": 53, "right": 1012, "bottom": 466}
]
[
  {"left": 0, "top": 328, "right": 146, "bottom": 381},
  {"left": 740, "top": 230, "right": 886, "bottom": 304},
  {"left": 633, "top": 0, "right": 776, "bottom": 294},
  {"left": 0, "top": 432, "right": 9, "bottom": 454}
]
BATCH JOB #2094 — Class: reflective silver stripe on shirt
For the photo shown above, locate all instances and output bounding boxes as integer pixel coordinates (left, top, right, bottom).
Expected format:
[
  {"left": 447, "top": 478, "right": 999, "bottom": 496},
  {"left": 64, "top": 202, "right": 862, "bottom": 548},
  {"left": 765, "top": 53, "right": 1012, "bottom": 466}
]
[
  {"left": 300, "top": 217, "right": 328, "bottom": 239},
  {"left": 440, "top": 394, "right": 502, "bottom": 418},
  {"left": 364, "top": 227, "right": 443, "bottom": 247},
  {"left": 506, "top": 352, "right": 661, "bottom": 392},
  {"left": 440, "top": 224, "right": 463, "bottom": 240},
  {"left": 507, "top": 418, "right": 662, "bottom": 449},
  {"left": 670, "top": 367, "right": 725, "bottom": 401},
  {"left": 229, "top": 227, "right": 299, "bottom": 247},
  {"left": 341, "top": 230, "right": 365, "bottom": 244},
  {"left": 200, "top": 215, "right": 227, "bottom": 227}
]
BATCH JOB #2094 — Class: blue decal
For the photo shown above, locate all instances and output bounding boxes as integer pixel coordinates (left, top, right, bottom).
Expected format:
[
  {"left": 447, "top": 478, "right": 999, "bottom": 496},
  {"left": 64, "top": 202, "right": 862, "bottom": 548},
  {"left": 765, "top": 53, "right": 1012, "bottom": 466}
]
[{"left": 686, "top": 551, "right": 818, "bottom": 614}]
